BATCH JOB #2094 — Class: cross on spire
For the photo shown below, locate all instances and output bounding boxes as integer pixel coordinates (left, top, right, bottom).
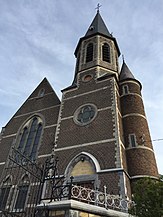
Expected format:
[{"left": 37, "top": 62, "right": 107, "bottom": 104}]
[{"left": 95, "top": 3, "right": 102, "bottom": 13}]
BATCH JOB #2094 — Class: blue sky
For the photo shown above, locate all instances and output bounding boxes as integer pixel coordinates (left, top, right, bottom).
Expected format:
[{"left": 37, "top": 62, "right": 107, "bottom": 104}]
[{"left": 0, "top": 0, "right": 163, "bottom": 174}]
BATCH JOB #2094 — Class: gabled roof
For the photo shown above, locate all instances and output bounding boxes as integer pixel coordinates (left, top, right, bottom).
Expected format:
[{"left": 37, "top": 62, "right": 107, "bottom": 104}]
[
  {"left": 85, "top": 11, "right": 112, "bottom": 37},
  {"left": 119, "top": 61, "right": 135, "bottom": 81}
]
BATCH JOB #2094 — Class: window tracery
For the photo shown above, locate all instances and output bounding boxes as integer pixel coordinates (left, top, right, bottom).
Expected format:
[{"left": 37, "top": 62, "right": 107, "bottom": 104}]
[{"left": 17, "top": 116, "right": 43, "bottom": 161}]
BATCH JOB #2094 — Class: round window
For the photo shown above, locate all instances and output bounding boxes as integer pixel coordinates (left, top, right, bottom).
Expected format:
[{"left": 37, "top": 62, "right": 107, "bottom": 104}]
[
  {"left": 82, "top": 74, "right": 93, "bottom": 82},
  {"left": 74, "top": 104, "right": 97, "bottom": 126}
]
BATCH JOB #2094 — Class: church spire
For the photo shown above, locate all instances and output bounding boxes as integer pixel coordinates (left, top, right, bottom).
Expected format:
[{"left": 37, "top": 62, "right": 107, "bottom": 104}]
[{"left": 85, "top": 10, "right": 112, "bottom": 38}]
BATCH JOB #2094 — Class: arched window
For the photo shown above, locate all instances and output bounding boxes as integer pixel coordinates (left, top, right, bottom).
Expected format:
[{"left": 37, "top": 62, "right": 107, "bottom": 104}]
[
  {"left": 38, "top": 88, "right": 45, "bottom": 97},
  {"left": 15, "top": 175, "right": 29, "bottom": 211},
  {"left": 0, "top": 177, "right": 12, "bottom": 210},
  {"left": 65, "top": 153, "right": 99, "bottom": 189},
  {"left": 102, "top": 43, "right": 110, "bottom": 63},
  {"left": 17, "top": 116, "right": 43, "bottom": 161},
  {"left": 86, "top": 43, "right": 93, "bottom": 63}
]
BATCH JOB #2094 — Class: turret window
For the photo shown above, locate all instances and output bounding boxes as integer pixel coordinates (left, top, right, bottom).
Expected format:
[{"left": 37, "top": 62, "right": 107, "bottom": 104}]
[
  {"left": 102, "top": 43, "right": 110, "bottom": 63},
  {"left": 129, "top": 134, "right": 137, "bottom": 147},
  {"left": 86, "top": 43, "right": 93, "bottom": 63},
  {"left": 122, "top": 85, "right": 129, "bottom": 95}
]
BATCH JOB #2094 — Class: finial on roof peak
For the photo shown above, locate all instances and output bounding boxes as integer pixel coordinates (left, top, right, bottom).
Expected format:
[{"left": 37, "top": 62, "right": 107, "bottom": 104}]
[
  {"left": 122, "top": 54, "right": 125, "bottom": 62},
  {"left": 95, "top": 3, "right": 102, "bottom": 13}
]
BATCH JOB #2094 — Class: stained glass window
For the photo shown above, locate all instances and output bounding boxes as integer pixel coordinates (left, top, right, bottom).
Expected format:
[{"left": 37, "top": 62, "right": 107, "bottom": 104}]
[{"left": 17, "top": 117, "right": 43, "bottom": 161}]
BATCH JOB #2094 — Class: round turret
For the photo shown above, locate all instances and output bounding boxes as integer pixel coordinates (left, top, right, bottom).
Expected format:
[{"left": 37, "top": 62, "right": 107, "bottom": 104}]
[{"left": 119, "top": 61, "right": 159, "bottom": 180}]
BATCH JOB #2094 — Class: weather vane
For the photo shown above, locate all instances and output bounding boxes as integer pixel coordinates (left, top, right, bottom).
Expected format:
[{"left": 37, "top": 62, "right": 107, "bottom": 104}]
[{"left": 95, "top": 3, "right": 102, "bottom": 13}]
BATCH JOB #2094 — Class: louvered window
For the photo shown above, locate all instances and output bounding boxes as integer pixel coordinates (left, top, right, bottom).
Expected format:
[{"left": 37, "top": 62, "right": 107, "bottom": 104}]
[
  {"left": 86, "top": 43, "right": 93, "bottom": 63},
  {"left": 102, "top": 43, "right": 110, "bottom": 63}
]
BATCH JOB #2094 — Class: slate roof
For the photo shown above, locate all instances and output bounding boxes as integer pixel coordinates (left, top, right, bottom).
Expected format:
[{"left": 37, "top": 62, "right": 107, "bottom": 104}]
[
  {"left": 85, "top": 11, "right": 112, "bottom": 37},
  {"left": 119, "top": 60, "right": 135, "bottom": 81}
]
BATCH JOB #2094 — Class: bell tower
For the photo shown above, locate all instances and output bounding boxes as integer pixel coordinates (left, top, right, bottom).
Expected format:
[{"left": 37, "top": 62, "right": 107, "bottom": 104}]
[
  {"left": 74, "top": 10, "right": 120, "bottom": 83},
  {"left": 54, "top": 11, "right": 130, "bottom": 198},
  {"left": 54, "top": 10, "right": 159, "bottom": 200}
]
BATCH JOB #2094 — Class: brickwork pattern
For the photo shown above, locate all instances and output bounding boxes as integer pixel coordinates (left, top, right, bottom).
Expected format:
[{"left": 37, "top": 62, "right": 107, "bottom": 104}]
[
  {"left": 98, "top": 172, "right": 120, "bottom": 195},
  {"left": 55, "top": 141, "right": 117, "bottom": 174},
  {"left": 123, "top": 116, "right": 153, "bottom": 149},
  {"left": 126, "top": 148, "right": 158, "bottom": 177},
  {"left": 57, "top": 109, "right": 114, "bottom": 148},
  {"left": 121, "top": 95, "right": 145, "bottom": 116}
]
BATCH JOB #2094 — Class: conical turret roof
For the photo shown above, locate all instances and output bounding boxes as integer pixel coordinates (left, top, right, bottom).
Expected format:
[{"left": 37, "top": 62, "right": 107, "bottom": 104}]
[
  {"left": 85, "top": 11, "right": 112, "bottom": 37},
  {"left": 119, "top": 60, "right": 135, "bottom": 81}
]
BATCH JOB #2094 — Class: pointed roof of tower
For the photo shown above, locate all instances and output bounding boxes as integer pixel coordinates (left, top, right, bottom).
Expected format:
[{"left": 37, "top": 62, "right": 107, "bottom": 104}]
[
  {"left": 119, "top": 60, "right": 142, "bottom": 89},
  {"left": 75, "top": 11, "right": 120, "bottom": 57},
  {"left": 119, "top": 60, "right": 135, "bottom": 81},
  {"left": 85, "top": 11, "right": 112, "bottom": 37}
]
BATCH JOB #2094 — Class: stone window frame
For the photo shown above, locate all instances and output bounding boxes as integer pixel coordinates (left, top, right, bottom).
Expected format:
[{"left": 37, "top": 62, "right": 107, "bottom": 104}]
[
  {"left": 82, "top": 74, "right": 93, "bottom": 83},
  {"left": 129, "top": 134, "right": 137, "bottom": 148},
  {"left": 0, "top": 176, "right": 12, "bottom": 210},
  {"left": 16, "top": 115, "right": 44, "bottom": 161},
  {"left": 65, "top": 152, "right": 100, "bottom": 190},
  {"left": 73, "top": 103, "right": 98, "bottom": 126},
  {"left": 13, "top": 174, "right": 30, "bottom": 212},
  {"left": 38, "top": 88, "right": 45, "bottom": 97},
  {"left": 122, "top": 85, "right": 129, "bottom": 95}
]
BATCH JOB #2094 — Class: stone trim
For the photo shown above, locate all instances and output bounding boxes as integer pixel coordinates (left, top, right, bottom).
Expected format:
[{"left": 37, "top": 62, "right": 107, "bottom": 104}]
[
  {"left": 126, "top": 146, "right": 154, "bottom": 152},
  {"left": 44, "top": 124, "right": 57, "bottom": 129},
  {"left": 14, "top": 104, "right": 60, "bottom": 119},
  {"left": 122, "top": 113, "right": 146, "bottom": 119},
  {"left": 54, "top": 94, "right": 65, "bottom": 146},
  {"left": 119, "top": 80, "right": 140, "bottom": 87},
  {"left": 55, "top": 138, "right": 116, "bottom": 152},
  {"left": 28, "top": 92, "right": 55, "bottom": 101},
  {"left": 120, "top": 92, "right": 142, "bottom": 99},
  {"left": 60, "top": 107, "right": 112, "bottom": 121},
  {"left": 37, "top": 199, "right": 132, "bottom": 217},
  {"left": 130, "top": 175, "right": 159, "bottom": 180},
  {"left": 1, "top": 133, "right": 17, "bottom": 139},
  {"left": 38, "top": 154, "right": 51, "bottom": 158},
  {"left": 63, "top": 86, "right": 109, "bottom": 101}
]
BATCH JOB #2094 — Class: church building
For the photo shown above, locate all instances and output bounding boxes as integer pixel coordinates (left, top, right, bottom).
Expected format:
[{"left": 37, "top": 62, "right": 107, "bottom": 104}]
[{"left": 0, "top": 9, "right": 159, "bottom": 217}]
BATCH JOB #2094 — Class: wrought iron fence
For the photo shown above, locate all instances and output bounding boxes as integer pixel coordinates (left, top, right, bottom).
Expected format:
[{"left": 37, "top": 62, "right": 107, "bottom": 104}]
[{"left": 71, "top": 185, "right": 135, "bottom": 212}]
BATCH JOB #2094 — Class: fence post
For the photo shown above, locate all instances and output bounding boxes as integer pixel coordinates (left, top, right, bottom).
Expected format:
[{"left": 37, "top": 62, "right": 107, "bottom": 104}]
[{"left": 104, "top": 185, "right": 107, "bottom": 209}]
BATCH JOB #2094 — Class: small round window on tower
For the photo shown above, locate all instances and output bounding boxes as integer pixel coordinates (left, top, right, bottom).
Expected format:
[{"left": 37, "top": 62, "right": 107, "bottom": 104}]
[{"left": 82, "top": 74, "right": 93, "bottom": 82}]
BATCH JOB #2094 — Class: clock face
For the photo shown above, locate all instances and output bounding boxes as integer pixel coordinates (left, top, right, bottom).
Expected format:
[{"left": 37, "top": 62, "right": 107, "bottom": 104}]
[{"left": 74, "top": 104, "right": 97, "bottom": 126}]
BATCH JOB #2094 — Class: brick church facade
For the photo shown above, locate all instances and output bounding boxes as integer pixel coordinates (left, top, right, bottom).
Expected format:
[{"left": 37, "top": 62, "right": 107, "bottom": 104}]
[{"left": 0, "top": 10, "right": 159, "bottom": 217}]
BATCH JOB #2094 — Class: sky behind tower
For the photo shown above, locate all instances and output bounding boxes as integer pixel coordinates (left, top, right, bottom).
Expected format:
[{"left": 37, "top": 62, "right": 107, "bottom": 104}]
[{"left": 0, "top": 0, "right": 163, "bottom": 174}]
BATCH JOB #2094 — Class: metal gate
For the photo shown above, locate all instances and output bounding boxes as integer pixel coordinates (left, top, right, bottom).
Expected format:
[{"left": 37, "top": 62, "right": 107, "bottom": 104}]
[{"left": 0, "top": 147, "right": 44, "bottom": 217}]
